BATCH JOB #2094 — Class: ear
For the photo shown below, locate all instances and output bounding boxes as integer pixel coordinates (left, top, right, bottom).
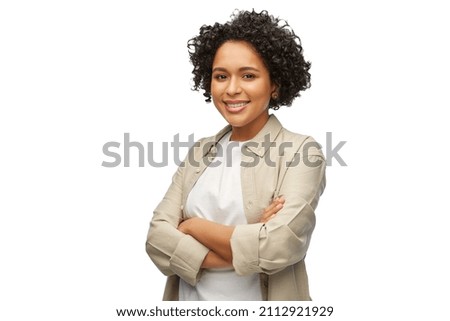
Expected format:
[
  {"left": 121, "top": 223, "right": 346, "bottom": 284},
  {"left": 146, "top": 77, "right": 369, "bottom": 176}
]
[
  {"left": 271, "top": 84, "right": 279, "bottom": 100},
  {"left": 270, "top": 82, "right": 278, "bottom": 93}
]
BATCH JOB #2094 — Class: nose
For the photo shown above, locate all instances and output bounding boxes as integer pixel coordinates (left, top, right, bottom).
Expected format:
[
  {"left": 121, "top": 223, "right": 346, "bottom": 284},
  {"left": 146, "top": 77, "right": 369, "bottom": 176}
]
[{"left": 226, "top": 76, "right": 241, "bottom": 96}]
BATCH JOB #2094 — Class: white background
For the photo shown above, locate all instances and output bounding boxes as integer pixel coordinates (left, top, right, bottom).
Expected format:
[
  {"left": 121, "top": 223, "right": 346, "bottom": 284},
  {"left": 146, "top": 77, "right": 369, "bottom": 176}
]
[{"left": 1, "top": 0, "right": 449, "bottom": 320}]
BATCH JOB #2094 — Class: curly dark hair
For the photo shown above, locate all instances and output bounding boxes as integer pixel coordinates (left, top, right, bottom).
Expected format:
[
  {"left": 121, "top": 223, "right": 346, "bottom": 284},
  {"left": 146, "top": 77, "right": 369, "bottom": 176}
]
[{"left": 187, "top": 9, "right": 311, "bottom": 110}]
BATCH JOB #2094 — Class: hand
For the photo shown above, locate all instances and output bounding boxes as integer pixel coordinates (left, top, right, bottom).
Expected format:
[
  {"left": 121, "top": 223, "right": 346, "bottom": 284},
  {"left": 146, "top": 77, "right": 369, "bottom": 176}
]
[{"left": 259, "top": 195, "right": 285, "bottom": 223}]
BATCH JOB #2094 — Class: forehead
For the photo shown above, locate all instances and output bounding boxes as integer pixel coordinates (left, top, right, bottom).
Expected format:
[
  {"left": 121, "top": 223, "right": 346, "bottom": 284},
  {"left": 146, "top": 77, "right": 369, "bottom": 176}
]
[{"left": 212, "top": 40, "right": 266, "bottom": 68}]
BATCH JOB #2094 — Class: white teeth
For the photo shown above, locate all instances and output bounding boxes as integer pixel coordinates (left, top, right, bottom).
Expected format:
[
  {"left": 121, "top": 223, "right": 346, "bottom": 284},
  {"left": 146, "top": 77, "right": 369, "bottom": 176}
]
[{"left": 227, "top": 102, "right": 248, "bottom": 108}]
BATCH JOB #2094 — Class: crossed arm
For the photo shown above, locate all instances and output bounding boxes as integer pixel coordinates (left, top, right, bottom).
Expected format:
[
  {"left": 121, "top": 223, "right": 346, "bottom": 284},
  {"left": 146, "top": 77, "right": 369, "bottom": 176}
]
[{"left": 177, "top": 196, "right": 285, "bottom": 269}]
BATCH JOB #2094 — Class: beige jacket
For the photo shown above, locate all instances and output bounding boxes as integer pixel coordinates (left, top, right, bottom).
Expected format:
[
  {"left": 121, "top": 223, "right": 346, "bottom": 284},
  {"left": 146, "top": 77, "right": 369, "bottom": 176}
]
[{"left": 146, "top": 115, "right": 326, "bottom": 300}]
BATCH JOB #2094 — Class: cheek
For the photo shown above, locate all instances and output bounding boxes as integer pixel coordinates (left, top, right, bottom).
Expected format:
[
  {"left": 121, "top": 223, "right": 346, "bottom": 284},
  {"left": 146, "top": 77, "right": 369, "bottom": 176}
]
[
  {"left": 210, "top": 87, "right": 222, "bottom": 109},
  {"left": 246, "top": 81, "right": 271, "bottom": 99},
  {"left": 250, "top": 90, "right": 271, "bottom": 106},
  {"left": 210, "top": 82, "right": 222, "bottom": 98}
]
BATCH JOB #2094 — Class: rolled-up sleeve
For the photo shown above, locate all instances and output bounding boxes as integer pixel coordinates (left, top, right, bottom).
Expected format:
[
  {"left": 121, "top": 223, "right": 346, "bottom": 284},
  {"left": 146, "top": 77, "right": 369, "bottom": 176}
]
[
  {"left": 146, "top": 152, "right": 210, "bottom": 286},
  {"left": 231, "top": 137, "right": 326, "bottom": 275}
]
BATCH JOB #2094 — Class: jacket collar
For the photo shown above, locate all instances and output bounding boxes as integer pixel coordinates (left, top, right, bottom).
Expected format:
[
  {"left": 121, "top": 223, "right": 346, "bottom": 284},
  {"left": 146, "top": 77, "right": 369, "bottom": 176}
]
[{"left": 202, "top": 114, "right": 283, "bottom": 158}]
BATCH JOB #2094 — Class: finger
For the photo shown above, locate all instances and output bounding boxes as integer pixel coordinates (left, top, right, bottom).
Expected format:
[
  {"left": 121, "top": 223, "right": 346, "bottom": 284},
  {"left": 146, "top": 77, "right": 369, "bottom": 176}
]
[
  {"left": 262, "top": 202, "right": 278, "bottom": 217},
  {"left": 264, "top": 199, "right": 279, "bottom": 212},
  {"left": 260, "top": 196, "right": 286, "bottom": 223},
  {"left": 267, "top": 203, "right": 283, "bottom": 218},
  {"left": 273, "top": 202, "right": 283, "bottom": 213},
  {"left": 260, "top": 203, "right": 283, "bottom": 222},
  {"left": 264, "top": 196, "right": 284, "bottom": 213}
]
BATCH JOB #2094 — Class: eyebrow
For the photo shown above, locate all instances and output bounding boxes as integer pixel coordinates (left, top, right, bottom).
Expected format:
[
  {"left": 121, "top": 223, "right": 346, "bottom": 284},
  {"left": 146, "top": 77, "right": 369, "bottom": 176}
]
[{"left": 212, "top": 66, "right": 260, "bottom": 73}]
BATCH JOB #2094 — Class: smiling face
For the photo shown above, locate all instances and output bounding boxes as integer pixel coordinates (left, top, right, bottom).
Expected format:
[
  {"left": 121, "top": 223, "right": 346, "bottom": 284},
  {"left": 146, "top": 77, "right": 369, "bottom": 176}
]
[{"left": 211, "top": 41, "right": 277, "bottom": 141}]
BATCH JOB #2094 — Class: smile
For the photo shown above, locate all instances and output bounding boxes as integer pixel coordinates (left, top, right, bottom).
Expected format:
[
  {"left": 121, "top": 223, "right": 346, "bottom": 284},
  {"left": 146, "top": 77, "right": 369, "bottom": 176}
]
[
  {"left": 224, "top": 101, "right": 249, "bottom": 113},
  {"left": 224, "top": 100, "right": 250, "bottom": 113},
  {"left": 226, "top": 101, "right": 249, "bottom": 108}
]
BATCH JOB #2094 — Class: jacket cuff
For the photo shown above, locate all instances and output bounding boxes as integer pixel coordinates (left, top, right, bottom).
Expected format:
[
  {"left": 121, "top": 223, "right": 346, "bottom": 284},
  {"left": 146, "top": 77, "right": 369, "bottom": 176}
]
[
  {"left": 230, "top": 223, "right": 264, "bottom": 275},
  {"left": 169, "top": 235, "right": 209, "bottom": 286}
]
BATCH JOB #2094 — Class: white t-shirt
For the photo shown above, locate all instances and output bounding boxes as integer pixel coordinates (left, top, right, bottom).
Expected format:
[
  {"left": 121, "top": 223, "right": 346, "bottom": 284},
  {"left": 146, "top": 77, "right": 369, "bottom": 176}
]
[{"left": 179, "top": 132, "right": 262, "bottom": 301}]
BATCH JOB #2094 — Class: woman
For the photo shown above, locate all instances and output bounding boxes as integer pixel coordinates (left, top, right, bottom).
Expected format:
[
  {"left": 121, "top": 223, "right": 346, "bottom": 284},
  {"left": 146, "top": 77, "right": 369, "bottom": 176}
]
[{"left": 146, "top": 9, "right": 326, "bottom": 301}]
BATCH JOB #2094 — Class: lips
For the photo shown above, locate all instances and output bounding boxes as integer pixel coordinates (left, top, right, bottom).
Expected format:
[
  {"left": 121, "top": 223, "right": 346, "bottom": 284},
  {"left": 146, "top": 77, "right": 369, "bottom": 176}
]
[{"left": 224, "top": 100, "right": 250, "bottom": 113}]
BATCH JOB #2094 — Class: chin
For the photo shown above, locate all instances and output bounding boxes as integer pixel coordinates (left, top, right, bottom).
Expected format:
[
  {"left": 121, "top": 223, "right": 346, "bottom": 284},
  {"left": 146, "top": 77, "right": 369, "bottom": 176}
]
[{"left": 222, "top": 116, "right": 247, "bottom": 128}]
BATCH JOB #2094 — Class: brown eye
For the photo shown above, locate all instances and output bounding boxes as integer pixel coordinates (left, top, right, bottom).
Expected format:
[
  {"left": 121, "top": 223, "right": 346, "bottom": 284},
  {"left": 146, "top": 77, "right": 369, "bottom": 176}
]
[{"left": 214, "top": 74, "right": 227, "bottom": 80}]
